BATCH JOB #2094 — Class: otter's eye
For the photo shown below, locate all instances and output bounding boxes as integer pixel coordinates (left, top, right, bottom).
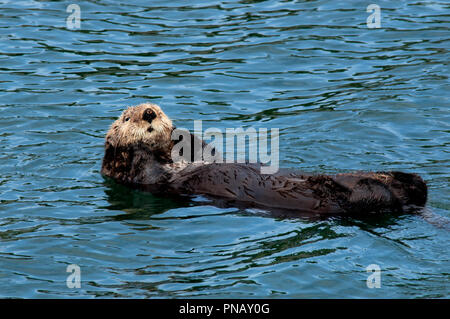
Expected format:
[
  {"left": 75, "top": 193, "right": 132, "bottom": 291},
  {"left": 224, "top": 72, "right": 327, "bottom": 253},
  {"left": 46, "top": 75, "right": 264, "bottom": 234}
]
[
  {"left": 143, "top": 109, "right": 156, "bottom": 123},
  {"left": 125, "top": 117, "right": 130, "bottom": 122}
]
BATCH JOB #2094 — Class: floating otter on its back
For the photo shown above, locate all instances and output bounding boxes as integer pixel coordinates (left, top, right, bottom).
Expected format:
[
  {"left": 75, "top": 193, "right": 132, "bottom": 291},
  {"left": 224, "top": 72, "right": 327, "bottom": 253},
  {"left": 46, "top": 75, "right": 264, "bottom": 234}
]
[{"left": 101, "top": 103, "right": 427, "bottom": 216}]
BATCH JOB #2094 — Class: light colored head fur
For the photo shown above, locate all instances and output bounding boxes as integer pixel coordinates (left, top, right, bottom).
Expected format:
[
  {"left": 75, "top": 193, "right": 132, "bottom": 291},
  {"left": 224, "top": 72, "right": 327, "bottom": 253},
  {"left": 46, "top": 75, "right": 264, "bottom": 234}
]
[{"left": 105, "top": 103, "right": 173, "bottom": 151}]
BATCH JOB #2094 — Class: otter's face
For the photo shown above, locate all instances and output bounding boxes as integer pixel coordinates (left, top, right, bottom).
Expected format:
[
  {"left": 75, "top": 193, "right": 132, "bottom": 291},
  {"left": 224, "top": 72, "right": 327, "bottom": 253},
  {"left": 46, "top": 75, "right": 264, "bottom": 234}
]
[{"left": 105, "top": 103, "right": 173, "bottom": 151}]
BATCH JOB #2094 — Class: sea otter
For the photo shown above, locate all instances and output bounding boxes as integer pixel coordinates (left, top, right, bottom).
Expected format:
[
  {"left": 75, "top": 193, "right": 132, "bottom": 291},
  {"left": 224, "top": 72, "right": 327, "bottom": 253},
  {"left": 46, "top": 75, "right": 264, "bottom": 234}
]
[{"left": 101, "top": 103, "right": 427, "bottom": 215}]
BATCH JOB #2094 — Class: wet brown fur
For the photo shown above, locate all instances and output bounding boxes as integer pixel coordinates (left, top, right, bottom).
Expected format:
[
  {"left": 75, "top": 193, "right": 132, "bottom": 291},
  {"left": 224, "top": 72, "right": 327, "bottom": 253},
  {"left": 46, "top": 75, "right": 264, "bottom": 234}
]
[{"left": 101, "top": 103, "right": 428, "bottom": 215}]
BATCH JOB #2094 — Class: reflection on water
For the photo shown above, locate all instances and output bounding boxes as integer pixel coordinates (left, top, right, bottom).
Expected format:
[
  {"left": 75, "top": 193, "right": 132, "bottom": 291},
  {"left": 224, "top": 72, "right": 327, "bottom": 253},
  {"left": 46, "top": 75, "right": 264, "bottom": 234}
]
[{"left": 0, "top": 0, "right": 449, "bottom": 298}]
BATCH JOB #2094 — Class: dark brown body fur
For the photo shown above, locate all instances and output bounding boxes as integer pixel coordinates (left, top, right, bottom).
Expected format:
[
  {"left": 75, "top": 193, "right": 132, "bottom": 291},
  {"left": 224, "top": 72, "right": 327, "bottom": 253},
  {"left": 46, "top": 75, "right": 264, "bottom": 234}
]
[{"left": 102, "top": 103, "right": 428, "bottom": 216}]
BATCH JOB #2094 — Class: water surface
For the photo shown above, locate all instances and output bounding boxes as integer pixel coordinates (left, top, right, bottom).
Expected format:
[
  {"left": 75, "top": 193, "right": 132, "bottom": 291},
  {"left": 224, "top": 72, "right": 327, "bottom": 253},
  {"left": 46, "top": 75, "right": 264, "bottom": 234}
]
[{"left": 0, "top": 0, "right": 449, "bottom": 298}]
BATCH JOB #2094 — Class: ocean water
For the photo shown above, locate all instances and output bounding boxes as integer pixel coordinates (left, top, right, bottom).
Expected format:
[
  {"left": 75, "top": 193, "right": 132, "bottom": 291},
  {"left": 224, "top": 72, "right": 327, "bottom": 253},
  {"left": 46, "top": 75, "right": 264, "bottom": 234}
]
[{"left": 0, "top": 0, "right": 449, "bottom": 298}]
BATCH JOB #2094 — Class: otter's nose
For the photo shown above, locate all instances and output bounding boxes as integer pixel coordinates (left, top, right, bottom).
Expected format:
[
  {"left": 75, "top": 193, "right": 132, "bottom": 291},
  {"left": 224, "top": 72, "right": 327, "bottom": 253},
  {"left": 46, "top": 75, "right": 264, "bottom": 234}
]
[{"left": 143, "top": 109, "right": 156, "bottom": 123}]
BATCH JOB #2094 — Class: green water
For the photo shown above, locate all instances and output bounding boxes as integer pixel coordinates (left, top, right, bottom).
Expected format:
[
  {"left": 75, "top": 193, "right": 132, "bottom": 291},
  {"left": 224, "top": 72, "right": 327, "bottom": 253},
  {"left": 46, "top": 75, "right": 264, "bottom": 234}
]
[{"left": 0, "top": 0, "right": 449, "bottom": 298}]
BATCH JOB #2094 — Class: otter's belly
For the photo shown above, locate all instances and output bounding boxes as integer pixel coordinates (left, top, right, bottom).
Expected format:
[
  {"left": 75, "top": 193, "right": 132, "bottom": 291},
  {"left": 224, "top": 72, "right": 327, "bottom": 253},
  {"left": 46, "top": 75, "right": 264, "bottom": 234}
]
[
  {"left": 170, "top": 163, "right": 347, "bottom": 214},
  {"left": 168, "top": 163, "right": 427, "bottom": 215}
]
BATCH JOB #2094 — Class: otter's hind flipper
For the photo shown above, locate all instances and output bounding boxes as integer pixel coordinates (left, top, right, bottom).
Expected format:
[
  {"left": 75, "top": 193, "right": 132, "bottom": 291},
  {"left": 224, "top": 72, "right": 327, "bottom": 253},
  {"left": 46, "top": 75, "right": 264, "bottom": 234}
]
[{"left": 333, "top": 172, "right": 427, "bottom": 214}]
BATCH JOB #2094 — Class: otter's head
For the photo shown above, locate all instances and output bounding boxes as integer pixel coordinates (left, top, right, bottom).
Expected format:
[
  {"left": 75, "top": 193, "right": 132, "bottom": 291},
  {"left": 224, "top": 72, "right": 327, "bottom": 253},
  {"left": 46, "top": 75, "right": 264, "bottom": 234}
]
[
  {"left": 101, "top": 103, "right": 175, "bottom": 183},
  {"left": 105, "top": 103, "right": 173, "bottom": 152}
]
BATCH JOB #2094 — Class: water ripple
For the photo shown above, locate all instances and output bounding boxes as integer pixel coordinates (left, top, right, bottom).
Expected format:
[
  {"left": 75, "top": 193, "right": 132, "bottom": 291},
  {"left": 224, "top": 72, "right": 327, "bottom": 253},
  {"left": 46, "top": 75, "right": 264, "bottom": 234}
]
[{"left": 0, "top": 0, "right": 449, "bottom": 298}]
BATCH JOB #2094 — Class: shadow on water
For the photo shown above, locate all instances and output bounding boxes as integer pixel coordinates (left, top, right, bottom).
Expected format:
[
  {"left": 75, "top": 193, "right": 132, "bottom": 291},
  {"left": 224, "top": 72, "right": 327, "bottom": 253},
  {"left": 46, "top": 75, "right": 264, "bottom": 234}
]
[
  {"left": 100, "top": 177, "right": 449, "bottom": 263},
  {"left": 101, "top": 177, "right": 195, "bottom": 220}
]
